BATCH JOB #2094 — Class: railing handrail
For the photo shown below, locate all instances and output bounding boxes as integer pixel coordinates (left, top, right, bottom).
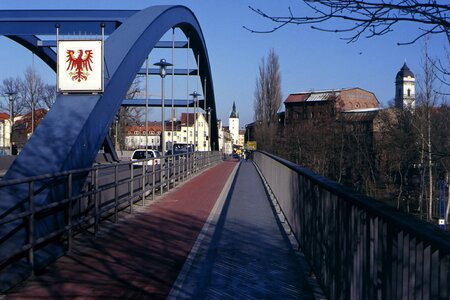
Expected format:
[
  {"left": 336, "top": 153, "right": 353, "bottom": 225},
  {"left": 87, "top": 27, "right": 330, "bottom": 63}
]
[
  {"left": 259, "top": 150, "right": 450, "bottom": 253},
  {"left": 0, "top": 151, "right": 222, "bottom": 293},
  {"left": 254, "top": 151, "right": 450, "bottom": 300}
]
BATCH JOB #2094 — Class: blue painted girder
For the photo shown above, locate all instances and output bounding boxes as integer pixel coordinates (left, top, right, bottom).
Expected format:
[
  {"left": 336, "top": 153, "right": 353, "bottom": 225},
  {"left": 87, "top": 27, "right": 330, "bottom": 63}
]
[{"left": 122, "top": 98, "right": 204, "bottom": 108}]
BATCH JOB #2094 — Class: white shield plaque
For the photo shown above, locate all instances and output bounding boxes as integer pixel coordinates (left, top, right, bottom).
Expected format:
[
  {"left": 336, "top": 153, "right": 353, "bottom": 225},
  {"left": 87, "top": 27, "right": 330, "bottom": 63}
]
[{"left": 57, "top": 40, "right": 103, "bottom": 93}]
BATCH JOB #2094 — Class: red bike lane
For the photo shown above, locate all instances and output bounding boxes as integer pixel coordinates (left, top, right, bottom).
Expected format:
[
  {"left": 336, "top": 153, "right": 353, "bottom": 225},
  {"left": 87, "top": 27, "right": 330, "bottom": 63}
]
[{"left": 4, "top": 160, "right": 238, "bottom": 299}]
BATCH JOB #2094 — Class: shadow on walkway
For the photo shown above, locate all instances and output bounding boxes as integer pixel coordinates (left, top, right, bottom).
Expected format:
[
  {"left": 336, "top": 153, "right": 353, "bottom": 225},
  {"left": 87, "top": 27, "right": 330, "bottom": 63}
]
[{"left": 169, "top": 160, "right": 323, "bottom": 299}]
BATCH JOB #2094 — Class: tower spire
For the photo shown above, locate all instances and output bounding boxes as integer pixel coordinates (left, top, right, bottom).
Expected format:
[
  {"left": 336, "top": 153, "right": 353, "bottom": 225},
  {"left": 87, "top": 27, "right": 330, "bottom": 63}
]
[{"left": 229, "top": 101, "right": 239, "bottom": 118}]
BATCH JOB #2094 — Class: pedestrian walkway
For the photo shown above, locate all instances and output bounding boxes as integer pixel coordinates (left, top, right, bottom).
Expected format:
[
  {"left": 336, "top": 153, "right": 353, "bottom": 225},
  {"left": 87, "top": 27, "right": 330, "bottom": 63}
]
[
  {"left": 169, "top": 160, "right": 322, "bottom": 299},
  {"left": 2, "top": 159, "right": 323, "bottom": 299}
]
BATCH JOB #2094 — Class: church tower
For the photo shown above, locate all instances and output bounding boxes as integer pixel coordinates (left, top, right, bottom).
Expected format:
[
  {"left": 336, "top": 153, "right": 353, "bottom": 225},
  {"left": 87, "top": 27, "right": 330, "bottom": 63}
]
[
  {"left": 229, "top": 101, "right": 239, "bottom": 145},
  {"left": 395, "top": 62, "right": 416, "bottom": 110}
]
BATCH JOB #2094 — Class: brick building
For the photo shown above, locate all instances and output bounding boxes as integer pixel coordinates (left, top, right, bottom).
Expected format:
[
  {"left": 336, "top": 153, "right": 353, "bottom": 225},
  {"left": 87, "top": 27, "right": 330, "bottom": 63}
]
[{"left": 284, "top": 88, "right": 379, "bottom": 124}]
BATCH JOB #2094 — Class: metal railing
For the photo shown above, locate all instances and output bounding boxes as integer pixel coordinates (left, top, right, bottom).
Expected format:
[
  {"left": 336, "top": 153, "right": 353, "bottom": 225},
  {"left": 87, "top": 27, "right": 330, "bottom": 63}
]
[
  {"left": 0, "top": 151, "right": 221, "bottom": 291},
  {"left": 253, "top": 151, "right": 450, "bottom": 300}
]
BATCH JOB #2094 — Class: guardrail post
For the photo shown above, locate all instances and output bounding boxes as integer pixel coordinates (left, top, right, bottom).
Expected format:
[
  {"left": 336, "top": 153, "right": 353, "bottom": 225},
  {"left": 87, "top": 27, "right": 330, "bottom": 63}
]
[{"left": 28, "top": 181, "right": 35, "bottom": 276}]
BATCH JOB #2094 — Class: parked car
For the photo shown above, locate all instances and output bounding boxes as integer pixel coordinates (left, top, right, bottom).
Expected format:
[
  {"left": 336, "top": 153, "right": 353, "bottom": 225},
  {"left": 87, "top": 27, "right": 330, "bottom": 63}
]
[
  {"left": 165, "top": 148, "right": 189, "bottom": 163},
  {"left": 131, "top": 149, "right": 161, "bottom": 166}
]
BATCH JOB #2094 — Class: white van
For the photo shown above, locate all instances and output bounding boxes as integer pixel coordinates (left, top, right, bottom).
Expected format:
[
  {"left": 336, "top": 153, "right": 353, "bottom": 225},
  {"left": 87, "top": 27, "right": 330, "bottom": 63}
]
[{"left": 131, "top": 149, "right": 161, "bottom": 166}]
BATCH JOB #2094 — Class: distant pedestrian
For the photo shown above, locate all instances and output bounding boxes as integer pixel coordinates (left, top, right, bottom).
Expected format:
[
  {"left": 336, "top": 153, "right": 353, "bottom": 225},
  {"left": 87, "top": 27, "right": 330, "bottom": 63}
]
[{"left": 11, "top": 142, "right": 17, "bottom": 155}]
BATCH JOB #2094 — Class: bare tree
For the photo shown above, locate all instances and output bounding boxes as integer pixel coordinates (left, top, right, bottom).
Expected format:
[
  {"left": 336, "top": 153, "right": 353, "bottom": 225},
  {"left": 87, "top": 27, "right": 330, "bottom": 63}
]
[
  {"left": 0, "top": 77, "right": 25, "bottom": 116},
  {"left": 414, "top": 38, "right": 439, "bottom": 221},
  {"left": 20, "top": 67, "right": 46, "bottom": 134},
  {"left": 41, "top": 84, "right": 56, "bottom": 110},
  {"left": 254, "top": 49, "right": 282, "bottom": 152},
  {"left": 246, "top": 1, "right": 449, "bottom": 45},
  {"left": 111, "top": 77, "right": 143, "bottom": 151},
  {"left": 247, "top": 1, "right": 450, "bottom": 89}
]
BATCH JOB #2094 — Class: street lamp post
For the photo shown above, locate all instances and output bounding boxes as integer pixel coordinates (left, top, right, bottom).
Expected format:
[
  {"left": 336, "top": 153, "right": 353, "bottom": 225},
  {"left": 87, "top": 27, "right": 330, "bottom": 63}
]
[
  {"left": 189, "top": 91, "right": 200, "bottom": 151},
  {"left": 154, "top": 58, "right": 172, "bottom": 155},
  {"left": 5, "top": 92, "right": 16, "bottom": 155}
]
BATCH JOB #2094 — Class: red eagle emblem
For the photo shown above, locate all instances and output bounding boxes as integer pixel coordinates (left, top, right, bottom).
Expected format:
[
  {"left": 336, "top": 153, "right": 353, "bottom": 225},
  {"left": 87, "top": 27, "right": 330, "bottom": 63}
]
[{"left": 66, "top": 49, "right": 94, "bottom": 82}]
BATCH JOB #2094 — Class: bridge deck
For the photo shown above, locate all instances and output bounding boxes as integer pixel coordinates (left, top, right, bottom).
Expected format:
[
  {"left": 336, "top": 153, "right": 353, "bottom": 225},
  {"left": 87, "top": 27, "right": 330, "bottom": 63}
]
[{"left": 3, "top": 160, "right": 322, "bottom": 299}]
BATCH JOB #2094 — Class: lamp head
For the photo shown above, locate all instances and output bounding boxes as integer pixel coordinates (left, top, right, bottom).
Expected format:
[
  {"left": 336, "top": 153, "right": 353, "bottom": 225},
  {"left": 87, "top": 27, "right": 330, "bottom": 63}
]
[
  {"left": 189, "top": 91, "right": 201, "bottom": 99},
  {"left": 154, "top": 58, "right": 172, "bottom": 78},
  {"left": 5, "top": 92, "right": 17, "bottom": 101}
]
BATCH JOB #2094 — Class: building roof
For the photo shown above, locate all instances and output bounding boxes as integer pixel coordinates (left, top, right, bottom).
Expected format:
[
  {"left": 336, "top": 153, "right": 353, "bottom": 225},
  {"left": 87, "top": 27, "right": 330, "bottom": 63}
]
[
  {"left": 229, "top": 101, "right": 239, "bottom": 118},
  {"left": 15, "top": 109, "right": 48, "bottom": 133},
  {"left": 0, "top": 112, "right": 10, "bottom": 121},
  {"left": 396, "top": 62, "right": 415, "bottom": 81},
  {"left": 340, "top": 108, "right": 381, "bottom": 122},
  {"left": 284, "top": 88, "right": 378, "bottom": 106},
  {"left": 284, "top": 89, "right": 344, "bottom": 104},
  {"left": 181, "top": 112, "right": 201, "bottom": 126},
  {"left": 127, "top": 123, "right": 162, "bottom": 134}
]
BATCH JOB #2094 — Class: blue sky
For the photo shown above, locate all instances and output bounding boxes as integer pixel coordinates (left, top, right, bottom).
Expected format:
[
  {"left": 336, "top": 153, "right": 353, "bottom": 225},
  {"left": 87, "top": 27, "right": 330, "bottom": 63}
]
[{"left": 0, "top": 0, "right": 447, "bottom": 127}]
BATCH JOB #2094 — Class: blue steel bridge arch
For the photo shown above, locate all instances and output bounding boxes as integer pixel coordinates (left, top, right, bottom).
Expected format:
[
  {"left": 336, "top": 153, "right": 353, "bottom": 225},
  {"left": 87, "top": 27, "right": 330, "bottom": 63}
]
[
  {"left": 0, "top": 5, "right": 217, "bottom": 282},
  {"left": 1, "top": 5, "right": 217, "bottom": 180}
]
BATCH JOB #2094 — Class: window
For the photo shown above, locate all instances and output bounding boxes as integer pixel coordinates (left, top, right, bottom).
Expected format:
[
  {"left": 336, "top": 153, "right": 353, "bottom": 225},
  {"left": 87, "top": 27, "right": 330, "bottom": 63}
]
[
  {"left": 407, "top": 89, "right": 411, "bottom": 97},
  {"left": 134, "top": 131, "right": 139, "bottom": 135}
]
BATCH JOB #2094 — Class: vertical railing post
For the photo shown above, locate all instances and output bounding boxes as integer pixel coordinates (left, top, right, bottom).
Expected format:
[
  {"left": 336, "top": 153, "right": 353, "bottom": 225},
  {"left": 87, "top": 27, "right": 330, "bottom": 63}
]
[
  {"left": 178, "top": 156, "right": 181, "bottom": 183},
  {"left": 114, "top": 164, "right": 118, "bottom": 223},
  {"left": 28, "top": 180, "right": 35, "bottom": 276},
  {"left": 94, "top": 168, "right": 99, "bottom": 236},
  {"left": 167, "top": 157, "right": 170, "bottom": 191},
  {"left": 160, "top": 162, "right": 163, "bottom": 196},
  {"left": 173, "top": 155, "right": 176, "bottom": 187},
  {"left": 152, "top": 162, "right": 156, "bottom": 200},
  {"left": 67, "top": 173, "right": 73, "bottom": 252},
  {"left": 142, "top": 162, "right": 146, "bottom": 205},
  {"left": 130, "top": 164, "right": 134, "bottom": 214}
]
